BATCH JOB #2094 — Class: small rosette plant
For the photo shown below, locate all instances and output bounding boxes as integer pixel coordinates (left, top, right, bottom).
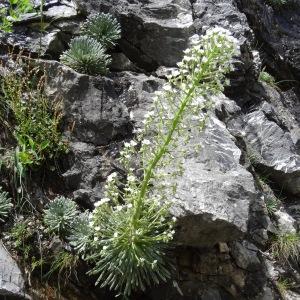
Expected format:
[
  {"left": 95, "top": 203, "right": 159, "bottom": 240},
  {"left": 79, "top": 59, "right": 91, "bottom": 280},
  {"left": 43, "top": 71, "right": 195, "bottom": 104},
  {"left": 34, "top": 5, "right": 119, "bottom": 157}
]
[
  {"left": 87, "top": 27, "right": 239, "bottom": 296},
  {"left": 60, "top": 36, "right": 112, "bottom": 76},
  {"left": 43, "top": 196, "right": 78, "bottom": 236},
  {"left": 80, "top": 13, "right": 121, "bottom": 49},
  {"left": 0, "top": 187, "right": 13, "bottom": 221}
]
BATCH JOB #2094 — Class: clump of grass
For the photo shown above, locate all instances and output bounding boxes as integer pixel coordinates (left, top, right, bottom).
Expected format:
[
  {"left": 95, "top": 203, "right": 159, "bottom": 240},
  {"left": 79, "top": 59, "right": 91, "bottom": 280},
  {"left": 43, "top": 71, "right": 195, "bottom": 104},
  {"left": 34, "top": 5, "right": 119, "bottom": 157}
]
[
  {"left": 45, "top": 250, "right": 79, "bottom": 284},
  {"left": 258, "top": 67, "right": 277, "bottom": 86},
  {"left": 266, "top": 196, "right": 280, "bottom": 215},
  {"left": 80, "top": 13, "right": 121, "bottom": 49},
  {"left": 60, "top": 36, "right": 111, "bottom": 76},
  {"left": 43, "top": 196, "right": 78, "bottom": 236},
  {"left": 0, "top": 58, "right": 67, "bottom": 171},
  {"left": 271, "top": 232, "right": 300, "bottom": 263},
  {"left": 266, "top": 0, "right": 293, "bottom": 7},
  {"left": 0, "top": 186, "right": 13, "bottom": 221},
  {"left": 276, "top": 278, "right": 291, "bottom": 297}
]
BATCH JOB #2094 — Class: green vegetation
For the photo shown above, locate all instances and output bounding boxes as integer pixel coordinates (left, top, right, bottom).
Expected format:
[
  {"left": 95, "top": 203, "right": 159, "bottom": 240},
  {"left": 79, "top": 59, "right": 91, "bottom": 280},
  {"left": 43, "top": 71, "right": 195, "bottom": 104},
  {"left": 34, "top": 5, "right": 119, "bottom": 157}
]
[
  {"left": 0, "top": 0, "right": 33, "bottom": 32},
  {"left": 43, "top": 196, "right": 78, "bottom": 236},
  {"left": 266, "top": 0, "right": 291, "bottom": 7},
  {"left": 86, "top": 28, "right": 238, "bottom": 296},
  {"left": 0, "top": 186, "right": 13, "bottom": 221},
  {"left": 60, "top": 36, "right": 111, "bottom": 75},
  {"left": 45, "top": 250, "right": 79, "bottom": 283},
  {"left": 259, "top": 67, "right": 277, "bottom": 86},
  {"left": 276, "top": 278, "right": 291, "bottom": 297},
  {"left": 265, "top": 196, "right": 280, "bottom": 215},
  {"left": 271, "top": 232, "right": 300, "bottom": 263},
  {"left": 80, "top": 13, "right": 121, "bottom": 49},
  {"left": 0, "top": 60, "right": 66, "bottom": 171},
  {"left": 2, "top": 26, "right": 238, "bottom": 297},
  {"left": 60, "top": 12, "right": 120, "bottom": 75},
  {"left": 68, "top": 211, "right": 92, "bottom": 256},
  {"left": 9, "top": 220, "right": 37, "bottom": 263}
]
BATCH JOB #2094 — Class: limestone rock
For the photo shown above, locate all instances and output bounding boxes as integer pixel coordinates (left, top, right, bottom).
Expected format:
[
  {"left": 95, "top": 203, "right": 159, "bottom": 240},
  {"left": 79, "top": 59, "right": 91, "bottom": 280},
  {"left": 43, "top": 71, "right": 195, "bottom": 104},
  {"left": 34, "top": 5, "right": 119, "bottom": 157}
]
[
  {"left": 171, "top": 115, "right": 258, "bottom": 247},
  {"left": 0, "top": 242, "right": 25, "bottom": 298}
]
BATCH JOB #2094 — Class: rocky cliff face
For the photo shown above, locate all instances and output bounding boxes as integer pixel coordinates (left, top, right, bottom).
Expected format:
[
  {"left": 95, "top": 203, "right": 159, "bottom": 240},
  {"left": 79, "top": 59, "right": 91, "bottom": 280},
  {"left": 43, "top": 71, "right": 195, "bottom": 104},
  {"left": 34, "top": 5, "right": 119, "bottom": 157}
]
[{"left": 1, "top": 0, "right": 300, "bottom": 299}]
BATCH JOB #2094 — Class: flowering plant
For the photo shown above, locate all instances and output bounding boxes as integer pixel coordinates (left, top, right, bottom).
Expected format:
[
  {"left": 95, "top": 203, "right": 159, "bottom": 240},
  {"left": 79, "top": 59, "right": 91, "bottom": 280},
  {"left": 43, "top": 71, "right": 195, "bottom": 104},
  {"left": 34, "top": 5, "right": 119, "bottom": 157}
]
[{"left": 86, "top": 27, "right": 239, "bottom": 296}]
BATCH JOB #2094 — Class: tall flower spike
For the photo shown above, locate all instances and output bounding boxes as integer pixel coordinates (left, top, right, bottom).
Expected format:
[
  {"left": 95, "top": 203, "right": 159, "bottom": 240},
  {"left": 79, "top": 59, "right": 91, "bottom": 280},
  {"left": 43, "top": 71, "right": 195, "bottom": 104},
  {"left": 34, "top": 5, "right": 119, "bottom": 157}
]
[{"left": 87, "top": 28, "right": 239, "bottom": 297}]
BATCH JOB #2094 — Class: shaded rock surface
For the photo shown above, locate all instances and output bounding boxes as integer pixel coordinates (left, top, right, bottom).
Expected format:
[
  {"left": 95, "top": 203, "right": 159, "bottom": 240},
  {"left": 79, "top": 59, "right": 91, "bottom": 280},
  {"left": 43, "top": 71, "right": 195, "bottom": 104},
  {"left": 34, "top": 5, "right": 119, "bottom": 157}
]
[{"left": 237, "top": 0, "right": 300, "bottom": 80}]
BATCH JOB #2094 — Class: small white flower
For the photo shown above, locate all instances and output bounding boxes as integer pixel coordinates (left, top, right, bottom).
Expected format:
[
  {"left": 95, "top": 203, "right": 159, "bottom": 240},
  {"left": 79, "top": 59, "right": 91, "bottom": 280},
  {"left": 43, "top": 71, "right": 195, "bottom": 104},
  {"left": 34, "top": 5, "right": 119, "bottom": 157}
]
[
  {"left": 107, "top": 172, "right": 117, "bottom": 182},
  {"left": 94, "top": 198, "right": 110, "bottom": 207},
  {"left": 116, "top": 205, "right": 123, "bottom": 211},
  {"left": 163, "top": 84, "right": 172, "bottom": 92},
  {"left": 95, "top": 226, "right": 101, "bottom": 231},
  {"left": 202, "top": 57, "right": 208, "bottom": 63},
  {"left": 94, "top": 236, "right": 99, "bottom": 241},
  {"left": 127, "top": 175, "right": 136, "bottom": 182},
  {"left": 127, "top": 203, "right": 133, "bottom": 208},
  {"left": 172, "top": 217, "right": 177, "bottom": 222},
  {"left": 130, "top": 140, "right": 137, "bottom": 147},
  {"left": 103, "top": 245, "right": 108, "bottom": 250},
  {"left": 124, "top": 142, "right": 131, "bottom": 147},
  {"left": 133, "top": 128, "right": 143, "bottom": 134},
  {"left": 171, "top": 70, "right": 180, "bottom": 77},
  {"left": 113, "top": 232, "right": 118, "bottom": 238},
  {"left": 142, "top": 139, "right": 151, "bottom": 145}
]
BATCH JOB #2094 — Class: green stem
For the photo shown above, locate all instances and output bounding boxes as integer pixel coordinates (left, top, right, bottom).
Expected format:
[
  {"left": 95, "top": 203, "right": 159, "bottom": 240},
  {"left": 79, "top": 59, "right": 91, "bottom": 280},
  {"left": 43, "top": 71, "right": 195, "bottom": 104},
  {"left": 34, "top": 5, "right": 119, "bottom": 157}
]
[
  {"left": 132, "top": 83, "right": 197, "bottom": 224},
  {"left": 131, "top": 46, "right": 218, "bottom": 225}
]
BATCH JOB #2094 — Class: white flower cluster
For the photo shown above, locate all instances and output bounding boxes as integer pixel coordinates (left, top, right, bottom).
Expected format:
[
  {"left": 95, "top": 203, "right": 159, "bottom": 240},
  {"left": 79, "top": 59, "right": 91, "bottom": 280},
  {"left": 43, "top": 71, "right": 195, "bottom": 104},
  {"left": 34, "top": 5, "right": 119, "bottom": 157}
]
[{"left": 88, "top": 27, "right": 239, "bottom": 296}]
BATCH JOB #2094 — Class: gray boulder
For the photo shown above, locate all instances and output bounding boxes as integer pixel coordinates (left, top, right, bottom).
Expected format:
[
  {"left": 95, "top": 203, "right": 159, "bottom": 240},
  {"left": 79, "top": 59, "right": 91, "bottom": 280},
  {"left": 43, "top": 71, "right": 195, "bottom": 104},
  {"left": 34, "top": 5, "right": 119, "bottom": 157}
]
[
  {"left": 44, "top": 61, "right": 132, "bottom": 146},
  {"left": 234, "top": 108, "right": 300, "bottom": 196},
  {"left": 0, "top": 242, "right": 25, "bottom": 298},
  {"left": 77, "top": 0, "right": 194, "bottom": 70},
  {"left": 171, "top": 113, "right": 258, "bottom": 247}
]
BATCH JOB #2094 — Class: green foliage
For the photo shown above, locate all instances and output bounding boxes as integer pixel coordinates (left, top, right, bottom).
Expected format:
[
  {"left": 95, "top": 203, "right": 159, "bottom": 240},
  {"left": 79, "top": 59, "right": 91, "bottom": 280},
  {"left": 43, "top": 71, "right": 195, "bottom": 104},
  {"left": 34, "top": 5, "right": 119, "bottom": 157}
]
[
  {"left": 0, "top": 0, "right": 33, "bottom": 32},
  {"left": 45, "top": 250, "right": 79, "bottom": 283},
  {"left": 271, "top": 232, "right": 300, "bottom": 263},
  {"left": 266, "top": 0, "right": 291, "bottom": 7},
  {"left": 0, "top": 60, "right": 67, "bottom": 171},
  {"left": 80, "top": 13, "right": 121, "bottom": 49},
  {"left": 0, "top": 186, "right": 13, "bottom": 221},
  {"left": 68, "top": 211, "right": 92, "bottom": 256},
  {"left": 87, "top": 28, "right": 238, "bottom": 296},
  {"left": 265, "top": 196, "right": 280, "bottom": 215},
  {"left": 88, "top": 200, "right": 174, "bottom": 296},
  {"left": 258, "top": 67, "right": 276, "bottom": 86},
  {"left": 60, "top": 36, "right": 112, "bottom": 76},
  {"left": 276, "top": 278, "right": 291, "bottom": 296},
  {"left": 9, "top": 220, "right": 35, "bottom": 262},
  {"left": 43, "top": 196, "right": 78, "bottom": 236}
]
